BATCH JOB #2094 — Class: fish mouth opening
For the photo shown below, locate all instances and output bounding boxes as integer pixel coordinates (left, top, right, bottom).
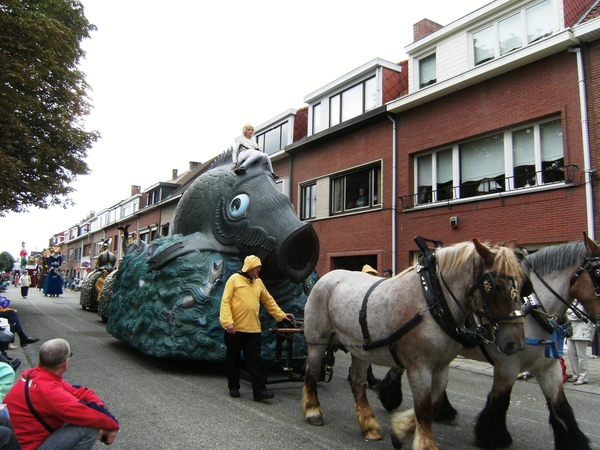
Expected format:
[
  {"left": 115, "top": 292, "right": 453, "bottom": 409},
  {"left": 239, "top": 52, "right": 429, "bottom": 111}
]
[{"left": 269, "top": 224, "right": 319, "bottom": 283}]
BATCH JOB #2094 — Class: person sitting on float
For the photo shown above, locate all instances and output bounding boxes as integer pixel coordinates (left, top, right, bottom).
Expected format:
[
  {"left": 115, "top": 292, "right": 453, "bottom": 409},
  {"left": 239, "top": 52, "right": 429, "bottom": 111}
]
[{"left": 231, "top": 124, "right": 278, "bottom": 179}]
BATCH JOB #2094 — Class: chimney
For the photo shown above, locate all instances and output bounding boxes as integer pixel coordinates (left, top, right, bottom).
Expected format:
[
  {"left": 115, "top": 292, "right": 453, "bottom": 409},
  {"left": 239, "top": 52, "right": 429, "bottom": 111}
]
[
  {"left": 189, "top": 161, "right": 201, "bottom": 170},
  {"left": 172, "top": 169, "right": 178, "bottom": 180},
  {"left": 413, "top": 19, "right": 443, "bottom": 42},
  {"left": 131, "top": 185, "right": 141, "bottom": 196}
]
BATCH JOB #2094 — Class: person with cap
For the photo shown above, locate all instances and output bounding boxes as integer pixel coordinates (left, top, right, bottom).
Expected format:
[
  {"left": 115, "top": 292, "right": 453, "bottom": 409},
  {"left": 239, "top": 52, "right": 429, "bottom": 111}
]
[
  {"left": 220, "top": 255, "right": 294, "bottom": 401},
  {"left": 3, "top": 338, "right": 119, "bottom": 450},
  {"left": 362, "top": 264, "right": 379, "bottom": 276},
  {"left": 231, "top": 124, "right": 278, "bottom": 179}
]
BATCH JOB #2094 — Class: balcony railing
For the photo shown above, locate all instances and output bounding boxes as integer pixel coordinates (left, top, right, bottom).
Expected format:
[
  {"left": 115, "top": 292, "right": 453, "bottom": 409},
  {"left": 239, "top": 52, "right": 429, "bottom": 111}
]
[{"left": 400, "top": 164, "right": 577, "bottom": 210}]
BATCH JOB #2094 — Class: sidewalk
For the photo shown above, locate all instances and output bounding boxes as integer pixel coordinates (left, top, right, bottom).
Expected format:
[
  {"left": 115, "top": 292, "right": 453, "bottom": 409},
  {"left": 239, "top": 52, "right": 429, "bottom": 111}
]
[
  {"left": 1, "top": 284, "right": 81, "bottom": 371},
  {"left": 450, "top": 351, "right": 600, "bottom": 395}
]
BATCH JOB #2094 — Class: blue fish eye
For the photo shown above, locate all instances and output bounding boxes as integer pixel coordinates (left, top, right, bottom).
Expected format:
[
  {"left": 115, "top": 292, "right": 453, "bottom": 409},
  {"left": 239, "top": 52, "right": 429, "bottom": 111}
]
[{"left": 229, "top": 194, "right": 249, "bottom": 218}]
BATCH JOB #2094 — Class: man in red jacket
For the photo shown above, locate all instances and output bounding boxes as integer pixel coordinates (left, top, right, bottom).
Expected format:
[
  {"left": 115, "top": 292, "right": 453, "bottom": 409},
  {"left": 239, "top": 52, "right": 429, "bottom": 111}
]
[{"left": 4, "top": 338, "right": 119, "bottom": 450}]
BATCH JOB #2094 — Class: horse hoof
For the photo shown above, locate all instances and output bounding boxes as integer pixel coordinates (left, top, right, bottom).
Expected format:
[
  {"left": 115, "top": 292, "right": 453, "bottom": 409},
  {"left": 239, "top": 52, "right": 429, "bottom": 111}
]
[
  {"left": 306, "top": 415, "right": 324, "bottom": 426},
  {"left": 364, "top": 430, "right": 383, "bottom": 441},
  {"left": 391, "top": 433, "right": 404, "bottom": 449}
]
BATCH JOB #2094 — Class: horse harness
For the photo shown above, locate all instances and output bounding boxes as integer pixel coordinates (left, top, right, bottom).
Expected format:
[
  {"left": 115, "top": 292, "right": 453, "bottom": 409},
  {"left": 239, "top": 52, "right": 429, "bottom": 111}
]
[
  {"left": 356, "top": 236, "right": 524, "bottom": 368},
  {"left": 517, "top": 251, "right": 600, "bottom": 358}
]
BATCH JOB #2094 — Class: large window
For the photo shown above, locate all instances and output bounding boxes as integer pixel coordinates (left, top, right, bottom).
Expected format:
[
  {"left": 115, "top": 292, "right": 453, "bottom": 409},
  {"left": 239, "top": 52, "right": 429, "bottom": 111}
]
[
  {"left": 416, "top": 118, "right": 564, "bottom": 204},
  {"left": 301, "top": 183, "right": 317, "bottom": 220},
  {"left": 473, "top": 0, "right": 552, "bottom": 66},
  {"left": 331, "top": 165, "right": 381, "bottom": 214},
  {"left": 256, "top": 121, "right": 289, "bottom": 155},
  {"left": 419, "top": 53, "right": 437, "bottom": 88},
  {"left": 329, "top": 77, "right": 377, "bottom": 127}
]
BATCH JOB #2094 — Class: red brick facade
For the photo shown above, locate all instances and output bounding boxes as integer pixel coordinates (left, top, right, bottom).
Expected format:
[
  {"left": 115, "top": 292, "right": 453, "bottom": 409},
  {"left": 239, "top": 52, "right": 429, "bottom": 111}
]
[
  {"left": 394, "top": 51, "right": 588, "bottom": 267},
  {"left": 288, "top": 49, "right": 591, "bottom": 275}
]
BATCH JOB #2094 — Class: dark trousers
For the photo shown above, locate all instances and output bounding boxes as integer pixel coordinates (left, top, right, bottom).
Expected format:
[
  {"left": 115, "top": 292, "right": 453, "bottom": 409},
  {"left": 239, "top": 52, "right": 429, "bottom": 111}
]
[
  {"left": 0, "top": 311, "right": 25, "bottom": 341},
  {"left": 224, "top": 331, "right": 265, "bottom": 394},
  {"left": 0, "top": 414, "right": 21, "bottom": 450},
  {"left": 20, "top": 287, "right": 29, "bottom": 298}
]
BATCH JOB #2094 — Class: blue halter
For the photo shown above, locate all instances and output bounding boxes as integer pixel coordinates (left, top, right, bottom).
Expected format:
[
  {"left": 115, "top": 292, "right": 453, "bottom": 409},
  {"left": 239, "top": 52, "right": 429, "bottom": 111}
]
[{"left": 525, "top": 317, "right": 570, "bottom": 359}]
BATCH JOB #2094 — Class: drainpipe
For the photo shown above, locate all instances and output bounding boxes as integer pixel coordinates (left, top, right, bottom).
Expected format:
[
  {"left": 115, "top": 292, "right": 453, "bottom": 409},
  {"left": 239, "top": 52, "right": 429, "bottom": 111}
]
[
  {"left": 388, "top": 115, "right": 397, "bottom": 273},
  {"left": 569, "top": 47, "right": 595, "bottom": 240}
]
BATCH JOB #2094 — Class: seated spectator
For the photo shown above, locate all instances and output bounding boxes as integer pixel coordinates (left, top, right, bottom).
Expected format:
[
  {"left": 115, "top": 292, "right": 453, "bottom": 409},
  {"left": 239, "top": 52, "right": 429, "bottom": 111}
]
[
  {"left": 0, "top": 306, "right": 38, "bottom": 349},
  {"left": 4, "top": 338, "right": 119, "bottom": 450},
  {"left": 0, "top": 415, "right": 20, "bottom": 450}
]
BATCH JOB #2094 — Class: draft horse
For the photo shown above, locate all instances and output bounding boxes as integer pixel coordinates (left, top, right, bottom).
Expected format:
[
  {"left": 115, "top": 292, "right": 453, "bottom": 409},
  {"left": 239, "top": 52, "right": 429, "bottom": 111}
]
[
  {"left": 377, "top": 233, "right": 600, "bottom": 450},
  {"left": 302, "top": 238, "right": 527, "bottom": 450}
]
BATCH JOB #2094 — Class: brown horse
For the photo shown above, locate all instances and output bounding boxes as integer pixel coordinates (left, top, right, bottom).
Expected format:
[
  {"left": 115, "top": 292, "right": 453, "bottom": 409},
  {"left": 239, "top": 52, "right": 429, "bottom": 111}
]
[{"left": 302, "top": 239, "right": 527, "bottom": 450}]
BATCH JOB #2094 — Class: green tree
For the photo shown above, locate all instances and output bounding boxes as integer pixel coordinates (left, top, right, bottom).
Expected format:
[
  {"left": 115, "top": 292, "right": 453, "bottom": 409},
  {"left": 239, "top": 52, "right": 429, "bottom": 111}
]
[
  {"left": 0, "top": 252, "right": 15, "bottom": 272},
  {"left": 0, "top": 0, "right": 98, "bottom": 216}
]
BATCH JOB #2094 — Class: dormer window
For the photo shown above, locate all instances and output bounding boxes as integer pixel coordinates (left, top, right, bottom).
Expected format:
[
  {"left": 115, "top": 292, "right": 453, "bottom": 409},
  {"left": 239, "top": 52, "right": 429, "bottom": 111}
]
[
  {"left": 256, "top": 121, "right": 289, "bottom": 155},
  {"left": 419, "top": 53, "right": 437, "bottom": 88},
  {"left": 329, "top": 76, "right": 377, "bottom": 127},
  {"left": 473, "top": 0, "right": 553, "bottom": 67}
]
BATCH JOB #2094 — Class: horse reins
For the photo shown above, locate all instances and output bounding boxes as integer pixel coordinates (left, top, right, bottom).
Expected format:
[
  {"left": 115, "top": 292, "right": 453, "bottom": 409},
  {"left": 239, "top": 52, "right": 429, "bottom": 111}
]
[{"left": 524, "top": 256, "right": 598, "bottom": 324}]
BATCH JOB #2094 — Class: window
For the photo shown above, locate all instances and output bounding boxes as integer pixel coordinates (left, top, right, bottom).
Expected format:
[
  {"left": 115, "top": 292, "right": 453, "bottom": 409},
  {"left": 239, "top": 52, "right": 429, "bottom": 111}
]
[
  {"left": 329, "top": 77, "right": 377, "bottom": 126},
  {"left": 313, "top": 103, "right": 322, "bottom": 134},
  {"left": 256, "top": 121, "right": 289, "bottom": 155},
  {"left": 419, "top": 53, "right": 437, "bottom": 88},
  {"left": 415, "top": 117, "right": 564, "bottom": 204},
  {"left": 460, "top": 134, "right": 505, "bottom": 198},
  {"left": 331, "top": 165, "right": 381, "bottom": 214},
  {"left": 83, "top": 244, "right": 91, "bottom": 257},
  {"left": 527, "top": 0, "right": 552, "bottom": 44},
  {"left": 474, "top": 26, "right": 495, "bottom": 65},
  {"left": 301, "top": 183, "right": 317, "bottom": 220},
  {"left": 473, "top": 0, "right": 552, "bottom": 66},
  {"left": 499, "top": 13, "right": 522, "bottom": 55}
]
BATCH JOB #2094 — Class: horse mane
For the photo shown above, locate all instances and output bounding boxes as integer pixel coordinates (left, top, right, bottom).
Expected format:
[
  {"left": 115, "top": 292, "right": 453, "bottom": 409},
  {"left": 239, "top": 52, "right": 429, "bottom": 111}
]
[
  {"left": 436, "top": 241, "right": 524, "bottom": 279},
  {"left": 436, "top": 241, "right": 476, "bottom": 274},
  {"left": 525, "top": 241, "right": 586, "bottom": 276}
]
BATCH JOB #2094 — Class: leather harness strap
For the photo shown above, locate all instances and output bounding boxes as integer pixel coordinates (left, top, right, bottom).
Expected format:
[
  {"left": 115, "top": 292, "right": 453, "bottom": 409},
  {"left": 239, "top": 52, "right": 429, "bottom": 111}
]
[
  {"left": 358, "top": 277, "right": 423, "bottom": 368},
  {"left": 358, "top": 278, "right": 386, "bottom": 345}
]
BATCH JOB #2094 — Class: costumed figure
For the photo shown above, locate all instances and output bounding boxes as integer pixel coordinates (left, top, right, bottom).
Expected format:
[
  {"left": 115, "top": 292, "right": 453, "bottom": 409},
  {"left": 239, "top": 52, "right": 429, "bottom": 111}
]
[
  {"left": 43, "top": 248, "right": 63, "bottom": 298},
  {"left": 79, "top": 241, "right": 116, "bottom": 311},
  {"left": 37, "top": 249, "right": 50, "bottom": 291}
]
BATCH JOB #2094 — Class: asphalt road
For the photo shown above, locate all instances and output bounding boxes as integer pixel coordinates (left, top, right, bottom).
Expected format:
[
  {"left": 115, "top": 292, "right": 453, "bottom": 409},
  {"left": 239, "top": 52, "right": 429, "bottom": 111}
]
[{"left": 7, "top": 286, "right": 600, "bottom": 449}]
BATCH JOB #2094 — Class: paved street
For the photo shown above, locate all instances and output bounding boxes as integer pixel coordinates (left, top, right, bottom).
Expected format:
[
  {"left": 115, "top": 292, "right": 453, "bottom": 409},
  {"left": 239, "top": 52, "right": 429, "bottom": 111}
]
[{"left": 4, "top": 285, "right": 600, "bottom": 449}]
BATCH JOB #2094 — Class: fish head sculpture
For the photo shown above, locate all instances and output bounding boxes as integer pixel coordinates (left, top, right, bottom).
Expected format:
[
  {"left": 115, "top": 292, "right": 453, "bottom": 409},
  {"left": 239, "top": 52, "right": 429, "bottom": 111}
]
[{"left": 172, "top": 163, "right": 319, "bottom": 283}]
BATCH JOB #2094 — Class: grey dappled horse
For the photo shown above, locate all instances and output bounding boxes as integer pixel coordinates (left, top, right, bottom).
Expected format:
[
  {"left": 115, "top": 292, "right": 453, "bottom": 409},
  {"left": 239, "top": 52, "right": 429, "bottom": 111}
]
[
  {"left": 377, "top": 234, "right": 600, "bottom": 450},
  {"left": 302, "top": 239, "right": 527, "bottom": 450}
]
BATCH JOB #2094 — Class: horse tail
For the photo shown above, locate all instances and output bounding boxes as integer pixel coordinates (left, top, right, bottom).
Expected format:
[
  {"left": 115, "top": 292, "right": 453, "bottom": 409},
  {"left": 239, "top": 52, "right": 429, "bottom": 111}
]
[
  {"left": 377, "top": 368, "right": 403, "bottom": 412},
  {"left": 548, "top": 393, "right": 591, "bottom": 450}
]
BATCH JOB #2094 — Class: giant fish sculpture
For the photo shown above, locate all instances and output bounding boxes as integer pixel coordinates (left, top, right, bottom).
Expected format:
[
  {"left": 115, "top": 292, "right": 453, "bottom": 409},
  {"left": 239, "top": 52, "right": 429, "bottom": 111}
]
[{"left": 106, "top": 157, "right": 320, "bottom": 362}]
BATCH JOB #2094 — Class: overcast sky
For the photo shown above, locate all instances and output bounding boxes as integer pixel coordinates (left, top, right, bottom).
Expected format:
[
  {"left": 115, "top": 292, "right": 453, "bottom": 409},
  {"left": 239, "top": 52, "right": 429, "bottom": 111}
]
[{"left": 1, "top": 0, "right": 489, "bottom": 259}]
